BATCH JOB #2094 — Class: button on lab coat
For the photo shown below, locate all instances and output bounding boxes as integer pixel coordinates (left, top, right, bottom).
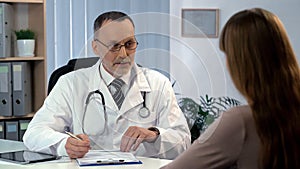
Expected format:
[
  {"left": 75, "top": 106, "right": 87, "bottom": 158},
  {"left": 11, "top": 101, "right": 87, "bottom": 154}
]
[{"left": 23, "top": 60, "right": 191, "bottom": 159}]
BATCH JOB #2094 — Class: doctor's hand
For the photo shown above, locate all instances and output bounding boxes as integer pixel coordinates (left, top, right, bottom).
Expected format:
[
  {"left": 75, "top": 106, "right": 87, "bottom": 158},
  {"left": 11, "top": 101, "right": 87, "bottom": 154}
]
[
  {"left": 120, "top": 126, "right": 159, "bottom": 152},
  {"left": 65, "top": 134, "right": 90, "bottom": 158}
]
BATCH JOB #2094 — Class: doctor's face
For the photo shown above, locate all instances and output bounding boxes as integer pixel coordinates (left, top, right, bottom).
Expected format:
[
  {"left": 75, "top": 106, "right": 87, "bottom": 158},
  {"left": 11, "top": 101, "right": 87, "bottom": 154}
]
[{"left": 92, "top": 19, "right": 136, "bottom": 78}]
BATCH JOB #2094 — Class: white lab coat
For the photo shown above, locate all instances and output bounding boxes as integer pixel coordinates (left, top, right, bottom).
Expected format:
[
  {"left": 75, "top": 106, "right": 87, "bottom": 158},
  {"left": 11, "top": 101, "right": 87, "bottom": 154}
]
[{"left": 23, "top": 60, "right": 191, "bottom": 159}]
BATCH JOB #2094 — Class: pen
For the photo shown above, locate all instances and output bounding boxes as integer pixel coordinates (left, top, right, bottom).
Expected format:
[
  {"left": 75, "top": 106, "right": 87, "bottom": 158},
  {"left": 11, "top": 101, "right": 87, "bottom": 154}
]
[
  {"left": 96, "top": 159, "right": 125, "bottom": 164},
  {"left": 64, "top": 131, "right": 83, "bottom": 141}
]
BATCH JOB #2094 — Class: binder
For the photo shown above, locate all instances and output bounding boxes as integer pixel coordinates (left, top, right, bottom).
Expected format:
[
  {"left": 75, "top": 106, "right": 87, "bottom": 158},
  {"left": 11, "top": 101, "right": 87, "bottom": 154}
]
[
  {"left": 12, "top": 62, "right": 32, "bottom": 116},
  {"left": 0, "top": 3, "right": 13, "bottom": 58},
  {"left": 18, "top": 119, "right": 30, "bottom": 141},
  {"left": 0, "top": 121, "right": 4, "bottom": 139},
  {"left": 5, "top": 121, "right": 19, "bottom": 140},
  {"left": 0, "top": 62, "right": 12, "bottom": 116}
]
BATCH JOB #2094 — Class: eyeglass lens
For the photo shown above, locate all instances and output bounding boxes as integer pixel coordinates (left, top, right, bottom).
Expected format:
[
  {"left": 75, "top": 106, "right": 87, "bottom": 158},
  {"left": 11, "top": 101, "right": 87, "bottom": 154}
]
[
  {"left": 110, "top": 40, "right": 138, "bottom": 52},
  {"left": 95, "top": 38, "right": 138, "bottom": 52}
]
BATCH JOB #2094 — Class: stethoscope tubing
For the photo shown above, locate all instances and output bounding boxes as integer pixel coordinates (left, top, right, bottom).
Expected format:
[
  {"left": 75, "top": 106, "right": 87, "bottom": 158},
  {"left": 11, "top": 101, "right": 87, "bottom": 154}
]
[
  {"left": 82, "top": 90, "right": 150, "bottom": 135},
  {"left": 82, "top": 90, "right": 106, "bottom": 135}
]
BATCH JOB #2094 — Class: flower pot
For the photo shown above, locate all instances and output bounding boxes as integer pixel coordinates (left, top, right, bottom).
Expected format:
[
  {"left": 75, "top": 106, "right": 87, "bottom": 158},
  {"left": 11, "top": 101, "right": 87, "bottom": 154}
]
[{"left": 16, "top": 39, "right": 35, "bottom": 57}]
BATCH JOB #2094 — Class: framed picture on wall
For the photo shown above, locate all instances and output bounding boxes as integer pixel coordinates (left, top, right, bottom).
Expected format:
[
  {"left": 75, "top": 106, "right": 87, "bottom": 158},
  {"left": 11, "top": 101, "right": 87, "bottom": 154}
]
[{"left": 182, "top": 8, "right": 219, "bottom": 38}]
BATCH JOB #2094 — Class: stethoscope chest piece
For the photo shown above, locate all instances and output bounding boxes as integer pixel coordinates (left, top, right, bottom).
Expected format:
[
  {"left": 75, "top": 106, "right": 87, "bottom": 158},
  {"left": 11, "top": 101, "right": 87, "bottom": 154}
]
[
  {"left": 139, "top": 107, "right": 150, "bottom": 118},
  {"left": 138, "top": 91, "right": 150, "bottom": 118}
]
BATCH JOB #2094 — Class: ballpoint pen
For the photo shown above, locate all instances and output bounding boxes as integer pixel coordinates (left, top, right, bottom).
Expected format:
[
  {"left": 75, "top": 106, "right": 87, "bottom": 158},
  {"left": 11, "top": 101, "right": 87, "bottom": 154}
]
[
  {"left": 64, "top": 131, "right": 83, "bottom": 141},
  {"left": 96, "top": 159, "right": 125, "bottom": 164}
]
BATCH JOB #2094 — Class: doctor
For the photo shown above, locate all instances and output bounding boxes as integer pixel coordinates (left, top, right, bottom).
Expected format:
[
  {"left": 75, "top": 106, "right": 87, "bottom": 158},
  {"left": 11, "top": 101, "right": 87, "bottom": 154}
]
[{"left": 23, "top": 11, "right": 191, "bottom": 159}]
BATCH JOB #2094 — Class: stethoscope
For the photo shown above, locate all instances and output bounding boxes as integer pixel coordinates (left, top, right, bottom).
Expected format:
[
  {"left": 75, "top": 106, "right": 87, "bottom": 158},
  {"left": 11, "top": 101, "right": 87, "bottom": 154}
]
[{"left": 82, "top": 89, "right": 150, "bottom": 135}]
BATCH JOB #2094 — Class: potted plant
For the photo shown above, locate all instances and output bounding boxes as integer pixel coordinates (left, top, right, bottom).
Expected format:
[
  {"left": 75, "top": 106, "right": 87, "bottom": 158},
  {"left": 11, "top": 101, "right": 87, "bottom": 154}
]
[
  {"left": 178, "top": 95, "right": 241, "bottom": 143},
  {"left": 14, "top": 29, "right": 35, "bottom": 57}
]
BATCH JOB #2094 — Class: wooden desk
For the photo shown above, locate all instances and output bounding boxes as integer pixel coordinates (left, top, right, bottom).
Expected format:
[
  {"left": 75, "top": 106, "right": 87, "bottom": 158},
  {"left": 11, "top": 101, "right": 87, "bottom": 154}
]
[{"left": 0, "top": 139, "right": 171, "bottom": 169}]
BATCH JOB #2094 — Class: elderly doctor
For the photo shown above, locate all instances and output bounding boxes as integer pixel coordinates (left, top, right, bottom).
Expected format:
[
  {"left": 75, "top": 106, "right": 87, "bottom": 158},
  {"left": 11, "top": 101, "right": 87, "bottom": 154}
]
[{"left": 23, "top": 11, "right": 191, "bottom": 159}]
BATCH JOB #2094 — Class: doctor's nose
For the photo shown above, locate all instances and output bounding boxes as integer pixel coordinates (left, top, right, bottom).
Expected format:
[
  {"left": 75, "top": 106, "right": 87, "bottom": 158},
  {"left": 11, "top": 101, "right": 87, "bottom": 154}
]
[{"left": 118, "top": 46, "right": 128, "bottom": 58}]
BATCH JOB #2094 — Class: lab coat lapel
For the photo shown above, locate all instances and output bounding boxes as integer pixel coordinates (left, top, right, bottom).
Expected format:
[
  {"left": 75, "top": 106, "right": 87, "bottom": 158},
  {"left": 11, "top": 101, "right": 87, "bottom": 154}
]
[
  {"left": 120, "top": 65, "right": 151, "bottom": 115},
  {"left": 99, "top": 82, "right": 118, "bottom": 112},
  {"left": 87, "top": 60, "right": 118, "bottom": 113},
  {"left": 121, "top": 81, "right": 143, "bottom": 114}
]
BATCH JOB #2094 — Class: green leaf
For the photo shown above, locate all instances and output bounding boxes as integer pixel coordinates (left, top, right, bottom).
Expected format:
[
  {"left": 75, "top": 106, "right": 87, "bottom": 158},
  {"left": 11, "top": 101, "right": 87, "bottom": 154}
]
[{"left": 15, "top": 29, "right": 35, "bottom": 40}]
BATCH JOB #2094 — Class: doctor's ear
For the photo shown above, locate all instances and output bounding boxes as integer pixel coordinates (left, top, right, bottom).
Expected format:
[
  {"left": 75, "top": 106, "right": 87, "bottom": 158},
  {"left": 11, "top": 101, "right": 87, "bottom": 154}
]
[{"left": 92, "top": 40, "right": 100, "bottom": 55}]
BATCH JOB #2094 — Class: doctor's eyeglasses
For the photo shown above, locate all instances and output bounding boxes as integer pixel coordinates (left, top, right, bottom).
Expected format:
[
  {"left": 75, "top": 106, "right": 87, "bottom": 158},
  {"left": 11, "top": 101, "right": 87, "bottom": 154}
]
[{"left": 94, "top": 38, "right": 138, "bottom": 53}]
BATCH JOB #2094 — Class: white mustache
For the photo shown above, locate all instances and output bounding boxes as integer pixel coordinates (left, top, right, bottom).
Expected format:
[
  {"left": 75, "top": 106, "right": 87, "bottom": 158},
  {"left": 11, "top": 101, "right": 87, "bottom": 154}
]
[{"left": 115, "top": 59, "right": 130, "bottom": 64}]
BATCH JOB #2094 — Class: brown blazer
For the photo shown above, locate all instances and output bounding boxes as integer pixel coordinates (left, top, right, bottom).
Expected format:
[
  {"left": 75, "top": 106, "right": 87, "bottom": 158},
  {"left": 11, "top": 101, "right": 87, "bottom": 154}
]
[{"left": 161, "top": 106, "right": 260, "bottom": 169}]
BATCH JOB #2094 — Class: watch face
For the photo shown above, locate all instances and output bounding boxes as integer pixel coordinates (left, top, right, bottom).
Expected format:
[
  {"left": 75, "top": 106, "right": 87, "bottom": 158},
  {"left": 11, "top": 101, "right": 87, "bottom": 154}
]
[{"left": 148, "top": 127, "right": 160, "bottom": 135}]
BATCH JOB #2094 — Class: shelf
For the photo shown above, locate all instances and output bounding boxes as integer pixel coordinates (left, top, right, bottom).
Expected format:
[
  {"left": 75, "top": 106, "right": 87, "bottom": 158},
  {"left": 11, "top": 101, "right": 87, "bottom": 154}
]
[
  {"left": 0, "top": 0, "right": 47, "bottom": 122},
  {"left": 0, "top": 0, "right": 43, "bottom": 3},
  {"left": 0, "top": 56, "right": 44, "bottom": 61},
  {"left": 0, "top": 113, "right": 34, "bottom": 120}
]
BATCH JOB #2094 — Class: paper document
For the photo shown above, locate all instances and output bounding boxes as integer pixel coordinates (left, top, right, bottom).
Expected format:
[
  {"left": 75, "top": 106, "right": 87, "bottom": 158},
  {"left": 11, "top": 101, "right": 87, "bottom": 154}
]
[{"left": 76, "top": 150, "right": 142, "bottom": 166}]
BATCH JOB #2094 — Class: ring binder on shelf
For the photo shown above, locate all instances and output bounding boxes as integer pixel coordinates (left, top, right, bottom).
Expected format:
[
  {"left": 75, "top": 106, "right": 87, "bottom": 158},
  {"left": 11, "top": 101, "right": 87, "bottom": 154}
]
[
  {"left": 0, "top": 3, "right": 13, "bottom": 58},
  {"left": 0, "top": 121, "right": 4, "bottom": 139},
  {"left": 12, "top": 62, "right": 32, "bottom": 116},
  {"left": 5, "top": 121, "right": 19, "bottom": 141},
  {"left": 0, "top": 62, "right": 12, "bottom": 117},
  {"left": 18, "top": 119, "right": 30, "bottom": 141}
]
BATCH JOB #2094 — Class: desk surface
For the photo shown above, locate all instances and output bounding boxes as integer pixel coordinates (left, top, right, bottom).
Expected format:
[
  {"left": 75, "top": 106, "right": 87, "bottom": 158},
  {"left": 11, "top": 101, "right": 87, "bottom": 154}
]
[{"left": 0, "top": 139, "right": 171, "bottom": 169}]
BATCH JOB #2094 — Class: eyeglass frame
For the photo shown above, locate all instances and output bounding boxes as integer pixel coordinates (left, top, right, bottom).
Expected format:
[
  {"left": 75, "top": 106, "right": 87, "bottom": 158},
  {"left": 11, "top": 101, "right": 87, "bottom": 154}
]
[{"left": 94, "top": 38, "right": 139, "bottom": 53}]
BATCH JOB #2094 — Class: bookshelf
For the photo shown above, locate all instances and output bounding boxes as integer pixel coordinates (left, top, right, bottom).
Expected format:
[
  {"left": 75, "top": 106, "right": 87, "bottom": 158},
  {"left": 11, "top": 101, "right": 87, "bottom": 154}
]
[{"left": 0, "top": 0, "right": 46, "bottom": 123}]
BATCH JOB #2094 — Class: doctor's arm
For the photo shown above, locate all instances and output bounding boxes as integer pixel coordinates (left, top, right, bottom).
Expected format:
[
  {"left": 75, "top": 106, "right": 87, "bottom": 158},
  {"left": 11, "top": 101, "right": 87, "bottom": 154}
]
[
  {"left": 23, "top": 76, "right": 89, "bottom": 157},
  {"left": 120, "top": 126, "right": 159, "bottom": 152},
  {"left": 120, "top": 80, "right": 190, "bottom": 159},
  {"left": 144, "top": 80, "right": 191, "bottom": 159}
]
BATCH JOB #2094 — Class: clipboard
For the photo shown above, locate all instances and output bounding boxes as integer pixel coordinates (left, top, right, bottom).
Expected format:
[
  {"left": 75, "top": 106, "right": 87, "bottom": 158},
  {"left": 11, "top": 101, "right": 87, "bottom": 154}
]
[{"left": 76, "top": 150, "right": 142, "bottom": 166}]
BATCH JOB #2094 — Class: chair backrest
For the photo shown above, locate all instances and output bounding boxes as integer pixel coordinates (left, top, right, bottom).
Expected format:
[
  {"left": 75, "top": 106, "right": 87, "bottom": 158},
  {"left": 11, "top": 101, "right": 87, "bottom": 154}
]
[{"left": 47, "top": 57, "right": 99, "bottom": 95}]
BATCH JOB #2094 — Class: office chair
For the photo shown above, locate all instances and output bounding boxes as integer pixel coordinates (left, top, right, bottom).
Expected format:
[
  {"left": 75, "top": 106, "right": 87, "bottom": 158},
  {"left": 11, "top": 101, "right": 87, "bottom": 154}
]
[
  {"left": 47, "top": 57, "right": 160, "bottom": 95},
  {"left": 47, "top": 57, "right": 99, "bottom": 95}
]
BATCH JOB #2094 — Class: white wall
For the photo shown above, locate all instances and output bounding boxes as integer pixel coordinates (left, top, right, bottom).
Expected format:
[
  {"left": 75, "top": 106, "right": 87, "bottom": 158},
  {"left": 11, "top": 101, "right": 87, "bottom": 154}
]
[
  {"left": 46, "top": 0, "right": 170, "bottom": 81},
  {"left": 46, "top": 0, "right": 299, "bottom": 103},
  {"left": 170, "top": 0, "right": 300, "bottom": 103}
]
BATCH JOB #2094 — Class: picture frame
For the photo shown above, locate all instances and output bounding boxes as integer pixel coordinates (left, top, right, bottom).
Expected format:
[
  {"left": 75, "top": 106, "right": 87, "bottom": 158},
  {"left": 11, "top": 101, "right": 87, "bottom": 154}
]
[{"left": 182, "top": 8, "right": 219, "bottom": 38}]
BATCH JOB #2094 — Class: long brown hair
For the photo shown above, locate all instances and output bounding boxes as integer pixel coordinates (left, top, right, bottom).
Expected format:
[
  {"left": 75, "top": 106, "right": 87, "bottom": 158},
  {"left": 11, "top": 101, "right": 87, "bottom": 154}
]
[{"left": 219, "top": 8, "right": 300, "bottom": 169}]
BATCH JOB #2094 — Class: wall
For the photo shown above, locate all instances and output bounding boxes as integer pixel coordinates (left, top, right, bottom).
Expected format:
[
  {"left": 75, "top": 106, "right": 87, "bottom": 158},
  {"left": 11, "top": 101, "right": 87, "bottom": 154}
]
[
  {"left": 46, "top": 0, "right": 170, "bottom": 82},
  {"left": 170, "top": 0, "right": 300, "bottom": 103},
  {"left": 46, "top": 0, "right": 300, "bottom": 104}
]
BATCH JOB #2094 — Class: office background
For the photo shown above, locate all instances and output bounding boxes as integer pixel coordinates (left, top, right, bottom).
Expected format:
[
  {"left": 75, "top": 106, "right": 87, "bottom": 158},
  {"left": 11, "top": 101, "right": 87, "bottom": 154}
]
[{"left": 45, "top": 0, "right": 300, "bottom": 103}]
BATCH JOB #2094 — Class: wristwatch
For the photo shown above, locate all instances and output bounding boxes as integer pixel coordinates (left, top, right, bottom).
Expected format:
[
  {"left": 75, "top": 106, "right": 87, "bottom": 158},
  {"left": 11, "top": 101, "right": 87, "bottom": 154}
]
[{"left": 148, "top": 127, "right": 160, "bottom": 136}]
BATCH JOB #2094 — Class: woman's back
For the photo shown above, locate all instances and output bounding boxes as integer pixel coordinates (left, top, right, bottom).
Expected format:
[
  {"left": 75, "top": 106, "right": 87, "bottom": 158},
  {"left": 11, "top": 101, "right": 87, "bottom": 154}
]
[
  {"left": 161, "top": 7, "right": 300, "bottom": 169},
  {"left": 219, "top": 8, "right": 300, "bottom": 169},
  {"left": 161, "top": 106, "right": 260, "bottom": 169}
]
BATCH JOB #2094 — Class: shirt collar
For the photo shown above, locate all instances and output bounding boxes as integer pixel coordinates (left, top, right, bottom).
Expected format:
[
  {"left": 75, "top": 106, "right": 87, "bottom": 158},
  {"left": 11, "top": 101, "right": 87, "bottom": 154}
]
[{"left": 99, "top": 63, "right": 131, "bottom": 86}]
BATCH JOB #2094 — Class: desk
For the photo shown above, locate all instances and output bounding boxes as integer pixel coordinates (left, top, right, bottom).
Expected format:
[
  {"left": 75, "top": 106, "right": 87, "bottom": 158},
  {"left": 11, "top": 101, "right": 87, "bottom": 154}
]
[{"left": 0, "top": 139, "right": 171, "bottom": 169}]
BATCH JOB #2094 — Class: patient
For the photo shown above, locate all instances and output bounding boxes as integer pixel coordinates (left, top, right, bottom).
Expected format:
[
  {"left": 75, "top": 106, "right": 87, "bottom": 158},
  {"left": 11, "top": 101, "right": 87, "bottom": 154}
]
[{"left": 161, "top": 8, "right": 300, "bottom": 169}]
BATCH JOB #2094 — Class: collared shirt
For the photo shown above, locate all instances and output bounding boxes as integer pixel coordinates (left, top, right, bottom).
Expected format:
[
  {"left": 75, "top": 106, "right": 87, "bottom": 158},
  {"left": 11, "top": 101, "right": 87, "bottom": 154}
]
[{"left": 99, "top": 63, "right": 131, "bottom": 96}]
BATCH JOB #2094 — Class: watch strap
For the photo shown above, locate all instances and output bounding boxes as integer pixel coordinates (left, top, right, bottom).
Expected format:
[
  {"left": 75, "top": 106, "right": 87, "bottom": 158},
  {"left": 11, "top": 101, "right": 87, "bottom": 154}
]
[{"left": 148, "top": 127, "right": 160, "bottom": 136}]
